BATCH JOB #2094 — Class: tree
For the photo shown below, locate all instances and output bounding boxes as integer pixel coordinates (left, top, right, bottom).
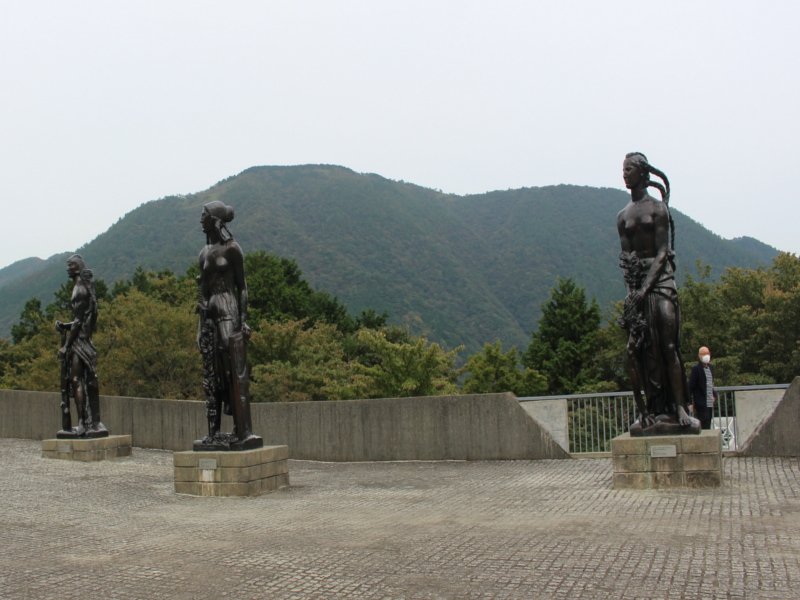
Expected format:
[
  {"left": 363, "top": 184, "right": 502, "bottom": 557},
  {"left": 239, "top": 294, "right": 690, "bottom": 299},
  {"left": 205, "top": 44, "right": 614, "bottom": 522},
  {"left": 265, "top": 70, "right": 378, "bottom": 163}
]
[
  {"left": 111, "top": 267, "right": 193, "bottom": 306},
  {"left": 249, "top": 322, "right": 463, "bottom": 402},
  {"left": 249, "top": 320, "right": 371, "bottom": 402},
  {"left": 679, "top": 261, "right": 733, "bottom": 367},
  {"left": 592, "top": 301, "right": 629, "bottom": 392},
  {"left": 342, "top": 315, "right": 412, "bottom": 367},
  {"left": 461, "top": 341, "right": 547, "bottom": 397},
  {"left": 354, "top": 308, "right": 389, "bottom": 330},
  {"left": 676, "top": 253, "right": 800, "bottom": 386},
  {"left": 95, "top": 288, "right": 201, "bottom": 399},
  {"left": 0, "top": 337, "right": 20, "bottom": 381},
  {"left": 2, "top": 315, "right": 62, "bottom": 392},
  {"left": 43, "top": 282, "right": 74, "bottom": 322},
  {"left": 11, "top": 298, "right": 45, "bottom": 344},
  {"left": 353, "top": 329, "right": 463, "bottom": 398},
  {"left": 244, "top": 251, "right": 356, "bottom": 332},
  {"left": 723, "top": 253, "right": 800, "bottom": 384},
  {"left": 522, "top": 278, "right": 601, "bottom": 394},
  {"left": 4, "top": 284, "right": 79, "bottom": 391}
]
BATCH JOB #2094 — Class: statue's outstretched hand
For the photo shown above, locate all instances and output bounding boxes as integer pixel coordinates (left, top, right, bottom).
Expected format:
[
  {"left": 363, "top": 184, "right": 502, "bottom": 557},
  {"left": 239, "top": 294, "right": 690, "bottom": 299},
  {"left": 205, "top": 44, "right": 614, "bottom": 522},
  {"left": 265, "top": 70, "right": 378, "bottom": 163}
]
[{"left": 241, "top": 322, "right": 251, "bottom": 341}]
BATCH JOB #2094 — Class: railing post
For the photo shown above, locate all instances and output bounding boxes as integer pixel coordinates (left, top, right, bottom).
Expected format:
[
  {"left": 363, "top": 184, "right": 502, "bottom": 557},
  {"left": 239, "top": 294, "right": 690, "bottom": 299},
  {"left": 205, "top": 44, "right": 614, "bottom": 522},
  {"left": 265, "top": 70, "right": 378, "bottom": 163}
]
[
  {"left": 570, "top": 398, "right": 576, "bottom": 454},
  {"left": 732, "top": 390, "right": 739, "bottom": 452}
]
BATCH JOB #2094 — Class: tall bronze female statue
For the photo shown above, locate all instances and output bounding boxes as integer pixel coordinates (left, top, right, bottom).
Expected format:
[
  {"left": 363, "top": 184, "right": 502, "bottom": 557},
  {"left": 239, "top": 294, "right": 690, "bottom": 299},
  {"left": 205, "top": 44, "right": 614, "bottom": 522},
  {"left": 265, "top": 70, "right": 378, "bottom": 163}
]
[
  {"left": 194, "top": 201, "right": 262, "bottom": 451},
  {"left": 56, "top": 254, "right": 108, "bottom": 438},
  {"left": 617, "top": 153, "right": 700, "bottom": 436}
]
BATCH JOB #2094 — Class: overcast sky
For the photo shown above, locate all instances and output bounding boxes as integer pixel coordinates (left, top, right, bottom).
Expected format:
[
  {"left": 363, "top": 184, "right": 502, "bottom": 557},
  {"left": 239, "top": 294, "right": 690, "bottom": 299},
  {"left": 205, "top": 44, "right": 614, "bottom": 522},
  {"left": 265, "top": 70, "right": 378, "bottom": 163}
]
[{"left": 2, "top": 1, "right": 798, "bottom": 271}]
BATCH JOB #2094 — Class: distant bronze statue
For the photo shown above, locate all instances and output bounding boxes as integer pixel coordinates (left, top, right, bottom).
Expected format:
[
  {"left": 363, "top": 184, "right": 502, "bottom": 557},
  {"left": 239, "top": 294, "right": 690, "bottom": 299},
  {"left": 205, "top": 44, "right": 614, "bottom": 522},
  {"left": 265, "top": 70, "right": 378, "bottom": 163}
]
[
  {"left": 194, "top": 201, "right": 262, "bottom": 451},
  {"left": 56, "top": 254, "right": 108, "bottom": 438},
  {"left": 617, "top": 152, "right": 700, "bottom": 436}
]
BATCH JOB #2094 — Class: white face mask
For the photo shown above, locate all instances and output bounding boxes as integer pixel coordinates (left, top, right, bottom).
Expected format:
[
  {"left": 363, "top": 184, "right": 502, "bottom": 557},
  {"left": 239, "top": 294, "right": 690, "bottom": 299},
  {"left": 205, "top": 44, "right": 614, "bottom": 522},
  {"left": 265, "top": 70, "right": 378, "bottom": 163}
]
[{"left": 701, "top": 354, "right": 711, "bottom": 364}]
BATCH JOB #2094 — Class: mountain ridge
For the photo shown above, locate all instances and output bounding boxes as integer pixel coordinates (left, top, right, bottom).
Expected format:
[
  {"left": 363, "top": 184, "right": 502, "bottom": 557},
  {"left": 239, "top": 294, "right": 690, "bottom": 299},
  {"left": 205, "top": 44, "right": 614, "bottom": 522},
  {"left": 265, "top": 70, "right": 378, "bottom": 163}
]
[{"left": 0, "top": 165, "right": 780, "bottom": 351}]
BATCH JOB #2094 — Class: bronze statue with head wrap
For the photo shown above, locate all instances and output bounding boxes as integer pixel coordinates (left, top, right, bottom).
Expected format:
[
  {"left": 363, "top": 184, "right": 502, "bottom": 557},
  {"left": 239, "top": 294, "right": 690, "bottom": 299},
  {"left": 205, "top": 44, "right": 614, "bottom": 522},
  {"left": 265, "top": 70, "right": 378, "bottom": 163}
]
[
  {"left": 194, "top": 201, "right": 262, "bottom": 451},
  {"left": 55, "top": 254, "right": 108, "bottom": 438},
  {"left": 617, "top": 153, "right": 700, "bottom": 436}
]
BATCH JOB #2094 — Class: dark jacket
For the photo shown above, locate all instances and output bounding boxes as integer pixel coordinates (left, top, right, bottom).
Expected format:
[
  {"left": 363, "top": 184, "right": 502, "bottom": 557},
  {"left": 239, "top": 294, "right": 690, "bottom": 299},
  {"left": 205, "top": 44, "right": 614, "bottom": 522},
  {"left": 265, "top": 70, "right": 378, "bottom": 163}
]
[{"left": 688, "top": 362, "right": 716, "bottom": 409}]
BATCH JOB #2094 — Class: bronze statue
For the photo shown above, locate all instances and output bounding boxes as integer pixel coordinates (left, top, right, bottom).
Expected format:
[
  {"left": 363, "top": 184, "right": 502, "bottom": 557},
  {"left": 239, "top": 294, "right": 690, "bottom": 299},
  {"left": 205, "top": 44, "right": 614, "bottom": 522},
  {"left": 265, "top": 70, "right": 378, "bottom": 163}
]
[
  {"left": 617, "top": 153, "right": 700, "bottom": 436},
  {"left": 194, "top": 201, "right": 262, "bottom": 451},
  {"left": 56, "top": 255, "right": 108, "bottom": 438}
]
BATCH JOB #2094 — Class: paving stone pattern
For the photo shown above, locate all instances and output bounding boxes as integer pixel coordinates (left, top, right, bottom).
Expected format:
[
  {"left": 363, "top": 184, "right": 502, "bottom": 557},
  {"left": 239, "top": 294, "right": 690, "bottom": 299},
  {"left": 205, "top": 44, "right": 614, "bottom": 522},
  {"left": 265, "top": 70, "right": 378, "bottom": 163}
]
[{"left": 1, "top": 438, "right": 799, "bottom": 599}]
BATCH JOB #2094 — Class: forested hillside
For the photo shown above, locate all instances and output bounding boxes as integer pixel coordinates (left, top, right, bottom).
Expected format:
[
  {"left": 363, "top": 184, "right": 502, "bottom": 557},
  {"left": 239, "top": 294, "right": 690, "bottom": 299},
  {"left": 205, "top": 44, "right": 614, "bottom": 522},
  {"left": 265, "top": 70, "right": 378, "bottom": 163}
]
[
  {"left": 0, "top": 165, "right": 779, "bottom": 352},
  {"left": 0, "top": 254, "right": 70, "bottom": 290}
]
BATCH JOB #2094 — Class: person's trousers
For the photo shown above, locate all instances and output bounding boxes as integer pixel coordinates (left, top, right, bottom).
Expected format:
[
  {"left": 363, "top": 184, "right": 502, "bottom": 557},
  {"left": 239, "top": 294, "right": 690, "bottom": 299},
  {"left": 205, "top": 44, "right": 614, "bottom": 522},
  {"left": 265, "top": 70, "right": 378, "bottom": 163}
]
[{"left": 696, "top": 406, "right": 713, "bottom": 430}]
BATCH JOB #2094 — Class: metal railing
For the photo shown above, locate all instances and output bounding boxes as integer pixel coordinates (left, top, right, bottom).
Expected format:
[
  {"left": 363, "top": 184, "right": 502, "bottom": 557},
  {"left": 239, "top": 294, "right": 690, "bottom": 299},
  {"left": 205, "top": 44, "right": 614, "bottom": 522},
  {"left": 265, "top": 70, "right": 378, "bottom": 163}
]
[{"left": 518, "top": 384, "right": 789, "bottom": 454}]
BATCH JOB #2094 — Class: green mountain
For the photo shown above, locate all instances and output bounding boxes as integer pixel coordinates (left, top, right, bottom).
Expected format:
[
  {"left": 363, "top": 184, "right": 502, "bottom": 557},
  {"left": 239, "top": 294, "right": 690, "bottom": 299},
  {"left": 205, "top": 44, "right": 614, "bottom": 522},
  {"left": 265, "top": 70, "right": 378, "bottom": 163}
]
[
  {"left": 0, "top": 165, "right": 780, "bottom": 352},
  {"left": 729, "top": 236, "right": 780, "bottom": 264},
  {"left": 0, "top": 254, "right": 70, "bottom": 290}
]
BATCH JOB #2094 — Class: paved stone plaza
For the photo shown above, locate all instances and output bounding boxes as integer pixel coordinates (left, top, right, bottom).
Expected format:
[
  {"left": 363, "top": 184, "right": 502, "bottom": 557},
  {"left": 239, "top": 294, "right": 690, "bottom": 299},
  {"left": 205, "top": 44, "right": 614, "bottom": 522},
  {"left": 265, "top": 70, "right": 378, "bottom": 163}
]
[{"left": 2, "top": 438, "right": 799, "bottom": 599}]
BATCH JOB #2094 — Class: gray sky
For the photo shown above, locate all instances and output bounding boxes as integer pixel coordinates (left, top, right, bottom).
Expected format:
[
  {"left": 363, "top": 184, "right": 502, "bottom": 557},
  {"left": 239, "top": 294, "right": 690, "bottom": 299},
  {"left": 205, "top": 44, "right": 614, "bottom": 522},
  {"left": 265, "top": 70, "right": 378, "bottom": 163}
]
[{"left": 2, "top": 1, "right": 798, "bottom": 271}]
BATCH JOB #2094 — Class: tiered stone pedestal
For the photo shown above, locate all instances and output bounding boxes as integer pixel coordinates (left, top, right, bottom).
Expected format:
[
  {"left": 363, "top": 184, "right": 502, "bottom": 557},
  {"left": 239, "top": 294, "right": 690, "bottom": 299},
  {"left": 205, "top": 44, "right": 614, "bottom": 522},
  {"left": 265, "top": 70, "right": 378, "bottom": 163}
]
[
  {"left": 173, "top": 445, "right": 289, "bottom": 497},
  {"left": 41, "top": 435, "right": 132, "bottom": 461},
  {"left": 612, "top": 430, "right": 722, "bottom": 489}
]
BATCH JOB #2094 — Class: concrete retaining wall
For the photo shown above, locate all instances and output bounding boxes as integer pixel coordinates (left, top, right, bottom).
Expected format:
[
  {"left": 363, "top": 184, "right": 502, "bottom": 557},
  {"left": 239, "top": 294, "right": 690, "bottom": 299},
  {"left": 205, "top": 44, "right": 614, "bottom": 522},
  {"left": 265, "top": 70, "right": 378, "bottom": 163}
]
[
  {"left": 0, "top": 390, "right": 570, "bottom": 461},
  {"left": 734, "top": 388, "right": 785, "bottom": 448},
  {"left": 738, "top": 377, "right": 800, "bottom": 457},
  {"left": 519, "top": 399, "right": 569, "bottom": 452}
]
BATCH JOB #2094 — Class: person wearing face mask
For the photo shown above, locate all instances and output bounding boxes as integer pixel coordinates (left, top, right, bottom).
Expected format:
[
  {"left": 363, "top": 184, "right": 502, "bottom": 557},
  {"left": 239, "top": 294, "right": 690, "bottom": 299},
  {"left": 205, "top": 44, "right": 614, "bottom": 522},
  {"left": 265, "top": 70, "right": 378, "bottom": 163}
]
[{"left": 688, "top": 347, "right": 716, "bottom": 430}]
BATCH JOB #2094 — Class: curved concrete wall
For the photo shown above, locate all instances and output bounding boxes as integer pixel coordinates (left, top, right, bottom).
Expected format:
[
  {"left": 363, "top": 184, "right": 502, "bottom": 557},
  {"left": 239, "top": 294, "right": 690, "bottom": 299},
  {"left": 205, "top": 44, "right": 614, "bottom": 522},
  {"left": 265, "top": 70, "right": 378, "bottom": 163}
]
[
  {"left": 0, "top": 390, "right": 569, "bottom": 461},
  {"left": 738, "top": 377, "right": 800, "bottom": 457}
]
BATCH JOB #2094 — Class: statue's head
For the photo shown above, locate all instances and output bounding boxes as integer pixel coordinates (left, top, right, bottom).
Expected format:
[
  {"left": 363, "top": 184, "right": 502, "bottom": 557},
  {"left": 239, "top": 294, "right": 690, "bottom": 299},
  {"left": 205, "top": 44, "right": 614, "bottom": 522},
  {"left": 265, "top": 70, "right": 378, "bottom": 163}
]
[
  {"left": 623, "top": 152, "right": 651, "bottom": 190},
  {"left": 203, "top": 201, "right": 234, "bottom": 223},
  {"left": 201, "top": 201, "right": 235, "bottom": 242},
  {"left": 66, "top": 254, "right": 86, "bottom": 278}
]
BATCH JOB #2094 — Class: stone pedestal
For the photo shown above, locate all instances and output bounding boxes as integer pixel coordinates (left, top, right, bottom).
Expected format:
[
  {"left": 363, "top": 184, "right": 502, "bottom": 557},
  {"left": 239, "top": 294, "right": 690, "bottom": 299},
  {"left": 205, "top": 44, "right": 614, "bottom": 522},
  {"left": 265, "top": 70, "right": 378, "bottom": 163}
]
[
  {"left": 173, "top": 445, "right": 289, "bottom": 497},
  {"left": 42, "top": 435, "right": 132, "bottom": 461},
  {"left": 611, "top": 430, "right": 722, "bottom": 489}
]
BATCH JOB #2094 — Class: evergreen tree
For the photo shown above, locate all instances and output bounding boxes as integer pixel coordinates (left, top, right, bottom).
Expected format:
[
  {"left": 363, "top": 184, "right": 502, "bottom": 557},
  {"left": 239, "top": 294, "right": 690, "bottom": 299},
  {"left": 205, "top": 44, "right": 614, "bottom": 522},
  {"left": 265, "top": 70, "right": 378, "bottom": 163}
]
[
  {"left": 11, "top": 298, "right": 44, "bottom": 344},
  {"left": 44, "top": 283, "right": 73, "bottom": 321},
  {"left": 522, "top": 278, "right": 601, "bottom": 394}
]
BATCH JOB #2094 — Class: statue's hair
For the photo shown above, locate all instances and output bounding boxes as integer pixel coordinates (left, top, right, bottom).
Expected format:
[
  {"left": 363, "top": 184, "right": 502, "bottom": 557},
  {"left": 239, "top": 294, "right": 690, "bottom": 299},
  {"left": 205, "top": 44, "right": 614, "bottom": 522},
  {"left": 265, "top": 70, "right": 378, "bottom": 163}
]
[
  {"left": 68, "top": 254, "right": 98, "bottom": 336},
  {"left": 205, "top": 214, "right": 233, "bottom": 244},
  {"left": 203, "top": 202, "right": 234, "bottom": 244},
  {"left": 625, "top": 152, "right": 675, "bottom": 252}
]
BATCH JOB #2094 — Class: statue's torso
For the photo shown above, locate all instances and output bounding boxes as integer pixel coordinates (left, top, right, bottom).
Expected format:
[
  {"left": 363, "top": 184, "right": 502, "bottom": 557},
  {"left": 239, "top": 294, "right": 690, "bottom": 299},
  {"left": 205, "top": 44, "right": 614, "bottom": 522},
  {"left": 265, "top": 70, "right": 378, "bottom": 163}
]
[
  {"left": 200, "top": 243, "right": 238, "bottom": 321},
  {"left": 618, "top": 198, "right": 667, "bottom": 259},
  {"left": 71, "top": 281, "right": 91, "bottom": 335}
]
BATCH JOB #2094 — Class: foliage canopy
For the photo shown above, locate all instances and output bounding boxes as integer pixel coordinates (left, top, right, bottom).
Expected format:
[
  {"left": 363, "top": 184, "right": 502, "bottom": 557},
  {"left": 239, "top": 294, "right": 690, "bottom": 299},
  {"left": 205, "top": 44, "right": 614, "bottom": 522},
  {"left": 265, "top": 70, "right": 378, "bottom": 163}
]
[{"left": 4, "top": 251, "right": 799, "bottom": 403}]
